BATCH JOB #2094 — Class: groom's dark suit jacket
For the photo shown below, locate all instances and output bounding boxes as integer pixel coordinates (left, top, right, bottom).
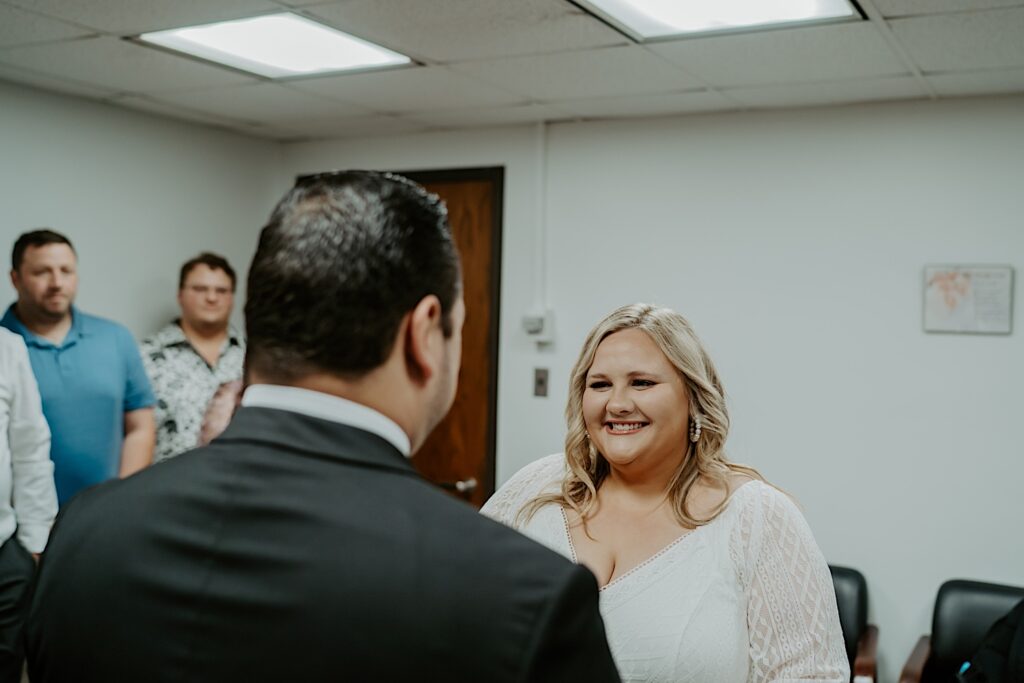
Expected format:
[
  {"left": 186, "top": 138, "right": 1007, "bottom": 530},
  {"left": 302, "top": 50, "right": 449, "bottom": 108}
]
[{"left": 25, "top": 407, "right": 619, "bottom": 683}]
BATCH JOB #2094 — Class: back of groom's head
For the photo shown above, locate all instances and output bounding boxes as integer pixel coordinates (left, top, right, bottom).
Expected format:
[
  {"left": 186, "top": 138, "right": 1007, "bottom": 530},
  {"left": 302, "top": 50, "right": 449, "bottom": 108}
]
[{"left": 245, "top": 171, "right": 461, "bottom": 383}]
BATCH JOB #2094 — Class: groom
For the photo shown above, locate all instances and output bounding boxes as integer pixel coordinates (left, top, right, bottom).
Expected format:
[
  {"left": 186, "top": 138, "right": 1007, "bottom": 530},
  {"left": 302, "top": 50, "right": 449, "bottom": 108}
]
[{"left": 25, "top": 171, "right": 619, "bottom": 682}]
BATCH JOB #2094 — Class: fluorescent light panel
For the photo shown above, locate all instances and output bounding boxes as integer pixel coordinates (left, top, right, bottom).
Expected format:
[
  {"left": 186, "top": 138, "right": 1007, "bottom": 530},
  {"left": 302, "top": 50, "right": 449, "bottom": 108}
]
[
  {"left": 578, "top": 0, "right": 858, "bottom": 40},
  {"left": 140, "top": 13, "right": 410, "bottom": 79}
]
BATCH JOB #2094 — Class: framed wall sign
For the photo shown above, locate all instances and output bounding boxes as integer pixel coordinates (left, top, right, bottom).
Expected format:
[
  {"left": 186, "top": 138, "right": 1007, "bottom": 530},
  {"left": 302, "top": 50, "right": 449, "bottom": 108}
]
[{"left": 923, "top": 265, "right": 1014, "bottom": 334}]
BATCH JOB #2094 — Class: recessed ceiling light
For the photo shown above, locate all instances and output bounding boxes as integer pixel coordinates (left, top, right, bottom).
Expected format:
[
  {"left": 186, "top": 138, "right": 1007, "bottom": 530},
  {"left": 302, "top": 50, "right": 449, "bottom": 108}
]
[
  {"left": 139, "top": 13, "right": 410, "bottom": 79},
  {"left": 577, "top": 0, "right": 859, "bottom": 40}
]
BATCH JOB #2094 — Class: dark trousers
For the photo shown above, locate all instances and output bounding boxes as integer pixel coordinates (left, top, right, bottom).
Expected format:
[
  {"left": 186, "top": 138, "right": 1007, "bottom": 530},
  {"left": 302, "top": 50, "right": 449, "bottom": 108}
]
[{"left": 0, "top": 537, "right": 34, "bottom": 683}]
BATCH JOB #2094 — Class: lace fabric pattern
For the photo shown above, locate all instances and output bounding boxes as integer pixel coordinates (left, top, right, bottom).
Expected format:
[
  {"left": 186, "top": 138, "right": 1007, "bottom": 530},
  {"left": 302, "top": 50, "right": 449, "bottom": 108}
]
[
  {"left": 481, "top": 454, "right": 850, "bottom": 683},
  {"left": 480, "top": 454, "right": 566, "bottom": 528},
  {"left": 737, "top": 483, "right": 850, "bottom": 683}
]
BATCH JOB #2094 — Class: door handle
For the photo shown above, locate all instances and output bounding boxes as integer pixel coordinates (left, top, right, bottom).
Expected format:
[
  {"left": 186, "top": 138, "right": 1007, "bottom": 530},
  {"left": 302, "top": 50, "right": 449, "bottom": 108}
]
[{"left": 438, "top": 477, "right": 477, "bottom": 494}]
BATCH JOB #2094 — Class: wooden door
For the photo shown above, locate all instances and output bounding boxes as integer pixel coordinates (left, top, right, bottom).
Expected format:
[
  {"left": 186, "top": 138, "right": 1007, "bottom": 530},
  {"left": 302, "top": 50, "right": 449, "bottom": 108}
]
[{"left": 402, "top": 168, "right": 502, "bottom": 509}]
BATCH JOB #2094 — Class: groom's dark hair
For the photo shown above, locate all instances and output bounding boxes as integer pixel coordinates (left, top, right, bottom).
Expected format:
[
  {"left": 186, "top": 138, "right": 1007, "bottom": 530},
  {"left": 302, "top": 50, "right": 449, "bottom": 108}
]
[{"left": 245, "top": 171, "right": 461, "bottom": 382}]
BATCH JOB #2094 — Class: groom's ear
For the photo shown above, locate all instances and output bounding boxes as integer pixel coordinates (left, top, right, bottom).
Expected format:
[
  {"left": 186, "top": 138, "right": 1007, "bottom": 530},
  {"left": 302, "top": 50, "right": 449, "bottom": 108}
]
[{"left": 403, "top": 295, "right": 444, "bottom": 386}]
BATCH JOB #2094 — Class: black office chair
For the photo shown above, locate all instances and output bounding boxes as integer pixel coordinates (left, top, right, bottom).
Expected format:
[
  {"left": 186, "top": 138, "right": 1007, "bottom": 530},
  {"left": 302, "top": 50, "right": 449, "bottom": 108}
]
[
  {"left": 829, "top": 564, "right": 879, "bottom": 682},
  {"left": 899, "top": 579, "right": 1024, "bottom": 683}
]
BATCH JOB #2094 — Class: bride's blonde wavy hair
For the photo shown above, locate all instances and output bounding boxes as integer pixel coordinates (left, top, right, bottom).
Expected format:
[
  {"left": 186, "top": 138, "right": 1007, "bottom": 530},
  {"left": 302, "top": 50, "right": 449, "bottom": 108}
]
[{"left": 521, "top": 303, "right": 766, "bottom": 529}]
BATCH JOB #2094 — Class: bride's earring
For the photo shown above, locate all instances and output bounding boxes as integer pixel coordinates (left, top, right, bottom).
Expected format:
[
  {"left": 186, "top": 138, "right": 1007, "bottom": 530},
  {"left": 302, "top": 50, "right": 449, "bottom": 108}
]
[{"left": 689, "top": 417, "right": 702, "bottom": 443}]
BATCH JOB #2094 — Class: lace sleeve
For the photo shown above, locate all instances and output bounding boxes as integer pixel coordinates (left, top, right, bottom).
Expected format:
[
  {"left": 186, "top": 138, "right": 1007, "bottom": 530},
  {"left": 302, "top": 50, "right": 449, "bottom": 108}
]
[
  {"left": 480, "top": 453, "right": 566, "bottom": 529},
  {"left": 735, "top": 483, "right": 850, "bottom": 683}
]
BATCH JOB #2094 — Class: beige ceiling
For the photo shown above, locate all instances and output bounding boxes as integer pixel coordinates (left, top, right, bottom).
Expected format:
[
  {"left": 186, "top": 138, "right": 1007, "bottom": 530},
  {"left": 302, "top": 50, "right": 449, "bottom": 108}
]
[{"left": 1, "top": 0, "right": 1022, "bottom": 141}]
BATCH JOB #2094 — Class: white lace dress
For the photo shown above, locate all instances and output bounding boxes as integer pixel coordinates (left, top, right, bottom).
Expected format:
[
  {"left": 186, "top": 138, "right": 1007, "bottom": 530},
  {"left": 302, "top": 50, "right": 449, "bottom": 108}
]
[{"left": 481, "top": 454, "right": 850, "bottom": 683}]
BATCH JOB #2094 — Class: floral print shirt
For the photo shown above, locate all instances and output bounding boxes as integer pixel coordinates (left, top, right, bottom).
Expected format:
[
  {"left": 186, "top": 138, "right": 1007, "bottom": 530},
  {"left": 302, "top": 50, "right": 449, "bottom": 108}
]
[{"left": 140, "top": 322, "right": 244, "bottom": 462}]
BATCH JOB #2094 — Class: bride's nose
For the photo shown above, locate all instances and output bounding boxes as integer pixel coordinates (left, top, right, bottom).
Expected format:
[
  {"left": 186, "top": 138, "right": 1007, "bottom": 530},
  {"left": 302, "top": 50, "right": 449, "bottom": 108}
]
[{"left": 606, "top": 386, "right": 635, "bottom": 415}]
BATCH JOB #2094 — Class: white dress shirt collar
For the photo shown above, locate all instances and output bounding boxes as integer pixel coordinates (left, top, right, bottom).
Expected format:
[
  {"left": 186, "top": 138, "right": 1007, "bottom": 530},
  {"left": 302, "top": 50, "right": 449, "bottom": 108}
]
[{"left": 241, "top": 384, "right": 411, "bottom": 457}]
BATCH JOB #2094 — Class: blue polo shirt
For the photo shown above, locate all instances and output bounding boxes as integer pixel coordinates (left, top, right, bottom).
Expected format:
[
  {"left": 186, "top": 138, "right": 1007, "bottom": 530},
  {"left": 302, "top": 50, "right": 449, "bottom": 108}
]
[{"left": 1, "top": 305, "right": 155, "bottom": 505}]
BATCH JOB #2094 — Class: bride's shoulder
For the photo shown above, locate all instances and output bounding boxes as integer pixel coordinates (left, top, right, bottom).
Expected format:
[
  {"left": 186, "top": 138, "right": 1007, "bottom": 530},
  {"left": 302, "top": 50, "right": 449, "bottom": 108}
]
[
  {"left": 502, "top": 453, "right": 567, "bottom": 493},
  {"left": 725, "top": 477, "right": 811, "bottom": 543},
  {"left": 480, "top": 454, "right": 567, "bottom": 525}
]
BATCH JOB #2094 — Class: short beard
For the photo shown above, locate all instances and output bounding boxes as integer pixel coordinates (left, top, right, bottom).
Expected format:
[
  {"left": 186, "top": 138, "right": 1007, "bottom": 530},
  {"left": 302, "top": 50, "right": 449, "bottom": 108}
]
[{"left": 27, "top": 299, "right": 71, "bottom": 323}]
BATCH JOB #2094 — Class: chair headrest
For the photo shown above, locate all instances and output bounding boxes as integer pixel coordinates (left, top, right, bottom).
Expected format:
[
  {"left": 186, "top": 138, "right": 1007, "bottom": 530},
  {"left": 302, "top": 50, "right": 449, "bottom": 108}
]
[
  {"left": 829, "top": 564, "right": 868, "bottom": 666},
  {"left": 931, "top": 579, "right": 1024, "bottom": 674}
]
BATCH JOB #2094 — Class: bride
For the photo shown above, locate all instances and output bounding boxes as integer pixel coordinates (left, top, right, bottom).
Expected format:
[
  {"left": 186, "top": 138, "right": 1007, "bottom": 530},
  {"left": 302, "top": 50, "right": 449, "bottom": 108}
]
[{"left": 482, "top": 303, "right": 849, "bottom": 682}]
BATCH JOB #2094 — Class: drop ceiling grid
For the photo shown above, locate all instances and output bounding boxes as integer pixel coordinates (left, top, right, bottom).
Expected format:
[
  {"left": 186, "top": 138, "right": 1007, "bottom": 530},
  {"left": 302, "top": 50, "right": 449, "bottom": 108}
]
[{"left": 0, "top": 0, "right": 1020, "bottom": 140}]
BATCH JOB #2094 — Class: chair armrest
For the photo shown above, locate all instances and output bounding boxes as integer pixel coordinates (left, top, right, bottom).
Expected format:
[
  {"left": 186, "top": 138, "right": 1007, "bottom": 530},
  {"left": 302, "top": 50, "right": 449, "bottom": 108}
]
[
  {"left": 852, "top": 624, "right": 879, "bottom": 682},
  {"left": 899, "top": 635, "right": 931, "bottom": 683}
]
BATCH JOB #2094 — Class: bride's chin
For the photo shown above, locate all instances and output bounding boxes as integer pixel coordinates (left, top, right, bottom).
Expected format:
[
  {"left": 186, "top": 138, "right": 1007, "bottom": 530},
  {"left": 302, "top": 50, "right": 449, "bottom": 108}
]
[{"left": 601, "top": 450, "right": 643, "bottom": 469}]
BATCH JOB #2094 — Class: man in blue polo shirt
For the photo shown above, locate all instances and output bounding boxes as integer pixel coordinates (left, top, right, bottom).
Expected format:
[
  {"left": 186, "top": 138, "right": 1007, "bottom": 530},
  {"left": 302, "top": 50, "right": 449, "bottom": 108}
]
[{"left": 2, "top": 230, "right": 155, "bottom": 505}]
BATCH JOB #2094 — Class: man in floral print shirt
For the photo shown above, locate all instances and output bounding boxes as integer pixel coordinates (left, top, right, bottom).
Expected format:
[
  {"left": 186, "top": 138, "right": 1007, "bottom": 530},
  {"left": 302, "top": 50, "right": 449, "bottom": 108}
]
[{"left": 141, "top": 253, "right": 244, "bottom": 462}]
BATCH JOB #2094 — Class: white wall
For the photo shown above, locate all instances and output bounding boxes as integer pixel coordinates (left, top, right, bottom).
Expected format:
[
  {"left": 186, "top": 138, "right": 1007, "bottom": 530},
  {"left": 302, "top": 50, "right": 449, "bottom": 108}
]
[
  {"left": 0, "top": 82, "right": 286, "bottom": 337},
  {"left": 283, "top": 96, "right": 1024, "bottom": 683}
]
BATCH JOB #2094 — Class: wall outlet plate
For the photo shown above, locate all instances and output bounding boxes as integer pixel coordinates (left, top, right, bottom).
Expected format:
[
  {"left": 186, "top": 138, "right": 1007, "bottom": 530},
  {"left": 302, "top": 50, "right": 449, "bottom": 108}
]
[{"left": 534, "top": 368, "right": 549, "bottom": 397}]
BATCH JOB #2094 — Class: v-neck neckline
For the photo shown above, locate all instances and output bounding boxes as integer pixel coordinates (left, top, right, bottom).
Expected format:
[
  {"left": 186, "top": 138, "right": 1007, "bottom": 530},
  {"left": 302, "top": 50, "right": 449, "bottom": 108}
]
[{"left": 559, "top": 479, "right": 758, "bottom": 592}]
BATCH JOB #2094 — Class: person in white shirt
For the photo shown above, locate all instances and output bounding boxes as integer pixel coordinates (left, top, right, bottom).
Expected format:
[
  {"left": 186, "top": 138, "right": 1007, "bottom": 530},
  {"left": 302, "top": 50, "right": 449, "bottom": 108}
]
[
  {"left": 0, "top": 327, "right": 56, "bottom": 682},
  {"left": 483, "top": 303, "right": 850, "bottom": 683}
]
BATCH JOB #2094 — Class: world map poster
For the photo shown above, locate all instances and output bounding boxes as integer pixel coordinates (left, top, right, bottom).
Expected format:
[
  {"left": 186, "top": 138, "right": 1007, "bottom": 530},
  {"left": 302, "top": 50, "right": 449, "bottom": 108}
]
[{"left": 924, "top": 265, "right": 1013, "bottom": 334}]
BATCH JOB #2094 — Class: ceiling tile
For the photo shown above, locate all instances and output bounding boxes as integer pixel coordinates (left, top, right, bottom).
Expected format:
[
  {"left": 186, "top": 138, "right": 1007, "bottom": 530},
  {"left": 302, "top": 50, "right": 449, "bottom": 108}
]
[
  {"left": 650, "top": 21, "right": 908, "bottom": 88},
  {"left": 267, "top": 115, "right": 431, "bottom": 140},
  {"left": 4, "top": 0, "right": 281, "bottom": 35},
  {"left": 0, "top": 37, "right": 258, "bottom": 93},
  {"left": 450, "top": 46, "right": 702, "bottom": 101},
  {"left": 926, "top": 67, "right": 1024, "bottom": 96},
  {"left": 150, "top": 82, "right": 371, "bottom": 124},
  {"left": 724, "top": 75, "right": 927, "bottom": 108},
  {"left": 890, "top": 8, "right": 1024, "bottom": 71},
  {"left": 304, "top": 0, "right": 627, "bottom": 63},
  {"left": 0, "top": 61, "right": 115, "bottom": 98},
  {"left": 551, "top": 90, "right": 736, "bottom": 119},
  {"left": 107, "top": 93, "right": 250, "bottom": 128},
  {"left": 405, "top": 103, "right": 575, "bottom": 128},
  {"left": 0, "top": 4, "right": 94, "bottom": 48},
  {"left": 234, "top": 122, "right": 312, "bottom": 142},
  {"left": 290, "top": 65, "right": 525, "bottom": 113},
  {"left": 872, "top": 0, "right": 1024, "bottom": 19}
]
